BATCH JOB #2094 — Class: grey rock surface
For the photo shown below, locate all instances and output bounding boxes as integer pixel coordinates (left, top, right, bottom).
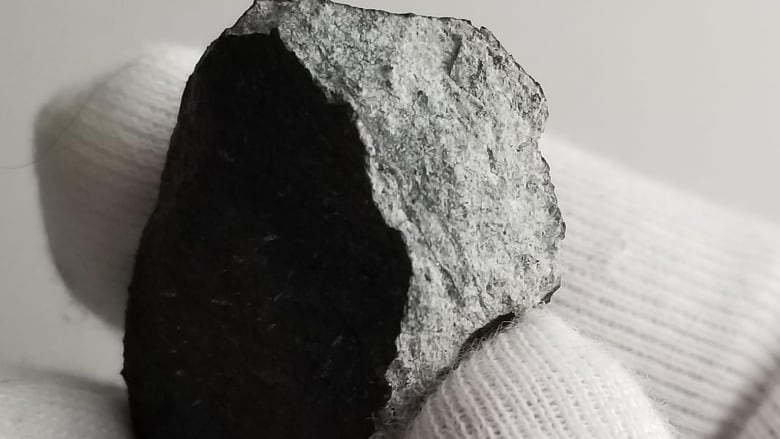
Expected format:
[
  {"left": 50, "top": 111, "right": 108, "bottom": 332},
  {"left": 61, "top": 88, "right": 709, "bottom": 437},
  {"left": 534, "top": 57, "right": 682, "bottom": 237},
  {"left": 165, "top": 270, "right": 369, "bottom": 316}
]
[
  {"left": 124, "top": 1, "right": 564, "bottom": 437},
  {"left": 233, "top": 0, "right": 564, "bottom": 427}
]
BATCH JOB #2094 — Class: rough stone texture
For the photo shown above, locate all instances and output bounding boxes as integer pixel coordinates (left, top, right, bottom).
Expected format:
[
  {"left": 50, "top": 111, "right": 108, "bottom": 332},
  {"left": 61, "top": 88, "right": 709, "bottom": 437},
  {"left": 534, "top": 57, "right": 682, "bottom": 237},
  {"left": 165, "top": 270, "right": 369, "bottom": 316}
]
[{"left": 123, "top": 0, "right": 563, "bottom": 438}]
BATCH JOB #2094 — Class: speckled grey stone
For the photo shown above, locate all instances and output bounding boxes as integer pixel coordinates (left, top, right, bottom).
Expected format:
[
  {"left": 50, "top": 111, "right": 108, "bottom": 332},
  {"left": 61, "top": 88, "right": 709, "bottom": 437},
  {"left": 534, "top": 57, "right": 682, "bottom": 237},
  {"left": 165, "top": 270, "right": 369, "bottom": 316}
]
[
  {"left": 125, "top": 1, "right": 564, "bottom": 437},
  {"left": 233, "top": 0, "right": 564, "bottom": 428}
]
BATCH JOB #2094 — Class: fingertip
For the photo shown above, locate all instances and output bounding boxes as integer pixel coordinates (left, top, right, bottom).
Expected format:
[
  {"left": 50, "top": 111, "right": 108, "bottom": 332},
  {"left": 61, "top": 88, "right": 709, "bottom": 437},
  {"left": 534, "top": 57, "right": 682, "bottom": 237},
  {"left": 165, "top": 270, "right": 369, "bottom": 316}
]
[{"left": 34, "top": 45, "right": 199, "bottom": 328}]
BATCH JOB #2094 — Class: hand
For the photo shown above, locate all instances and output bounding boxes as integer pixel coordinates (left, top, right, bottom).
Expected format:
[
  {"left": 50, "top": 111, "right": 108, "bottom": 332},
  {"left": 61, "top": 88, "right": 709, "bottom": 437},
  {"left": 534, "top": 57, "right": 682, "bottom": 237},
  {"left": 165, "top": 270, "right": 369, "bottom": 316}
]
[{"left": 3, "top": 46, "right": 779, "bottom": 438}]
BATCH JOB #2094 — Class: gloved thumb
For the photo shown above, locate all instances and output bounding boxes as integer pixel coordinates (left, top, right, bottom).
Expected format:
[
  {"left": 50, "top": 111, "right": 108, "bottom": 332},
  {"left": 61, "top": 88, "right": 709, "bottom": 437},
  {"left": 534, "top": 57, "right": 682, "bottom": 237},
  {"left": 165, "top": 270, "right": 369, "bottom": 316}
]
[{"left": 404, "top": 308, "right": 676, "bottom": 439}]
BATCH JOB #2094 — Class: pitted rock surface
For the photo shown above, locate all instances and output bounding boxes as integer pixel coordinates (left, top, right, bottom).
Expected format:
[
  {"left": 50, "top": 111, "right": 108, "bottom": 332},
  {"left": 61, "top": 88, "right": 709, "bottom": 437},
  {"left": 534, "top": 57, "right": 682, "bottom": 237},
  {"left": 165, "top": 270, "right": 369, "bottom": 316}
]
[{"left": 123, "top": 1, "right": 564, "bottom": 438}]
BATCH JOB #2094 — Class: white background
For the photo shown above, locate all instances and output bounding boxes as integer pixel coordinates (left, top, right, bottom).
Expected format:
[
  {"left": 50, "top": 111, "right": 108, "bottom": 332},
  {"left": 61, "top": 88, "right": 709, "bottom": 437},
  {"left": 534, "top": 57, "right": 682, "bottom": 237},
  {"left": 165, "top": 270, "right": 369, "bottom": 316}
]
[{"left": 1, "top": 0, "right": 778, "bottom": 381}]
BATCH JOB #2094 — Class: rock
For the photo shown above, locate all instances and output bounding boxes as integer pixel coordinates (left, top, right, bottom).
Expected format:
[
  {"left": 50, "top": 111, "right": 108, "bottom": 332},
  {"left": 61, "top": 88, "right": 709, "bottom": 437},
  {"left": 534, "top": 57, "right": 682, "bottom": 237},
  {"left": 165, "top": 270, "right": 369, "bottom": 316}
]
[{"left": 122, "top": 1, "right": 564, "bottom": 438}]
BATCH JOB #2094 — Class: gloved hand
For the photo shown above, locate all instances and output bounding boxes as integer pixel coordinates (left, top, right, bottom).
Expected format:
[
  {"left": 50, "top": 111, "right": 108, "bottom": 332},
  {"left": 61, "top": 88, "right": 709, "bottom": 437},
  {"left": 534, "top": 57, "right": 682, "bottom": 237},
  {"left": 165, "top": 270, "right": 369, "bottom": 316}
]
[{"left": 3, "top": 46, "right": 780, "bottom": 439}]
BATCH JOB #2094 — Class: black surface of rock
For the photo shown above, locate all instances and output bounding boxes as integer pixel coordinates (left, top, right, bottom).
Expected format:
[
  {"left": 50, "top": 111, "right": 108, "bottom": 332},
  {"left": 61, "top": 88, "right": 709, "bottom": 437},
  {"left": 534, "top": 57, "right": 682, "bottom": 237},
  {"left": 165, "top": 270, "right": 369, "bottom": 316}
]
[
  {"left": 125, "top": 0, "right": 565, "bottom": 436},
  {"left": 122, "top": 31, "right": 412, "bottom": 439}
]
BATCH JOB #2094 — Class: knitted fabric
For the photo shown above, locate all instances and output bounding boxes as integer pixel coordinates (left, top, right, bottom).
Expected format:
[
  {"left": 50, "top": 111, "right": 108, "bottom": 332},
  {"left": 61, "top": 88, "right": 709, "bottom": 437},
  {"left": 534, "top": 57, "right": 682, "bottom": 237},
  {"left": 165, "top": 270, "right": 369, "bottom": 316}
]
[
  {"left": 34, "top": 47, "right": 199, "bottom": 326},
  {"left": 0, "top": 369, "right": 129, "bottom": 439},
  {"left": 544, "top": 139, "right": 780, "bottom": 439},
  {"left": 404, "top": 309, "right": 675, "bottom": 438}
]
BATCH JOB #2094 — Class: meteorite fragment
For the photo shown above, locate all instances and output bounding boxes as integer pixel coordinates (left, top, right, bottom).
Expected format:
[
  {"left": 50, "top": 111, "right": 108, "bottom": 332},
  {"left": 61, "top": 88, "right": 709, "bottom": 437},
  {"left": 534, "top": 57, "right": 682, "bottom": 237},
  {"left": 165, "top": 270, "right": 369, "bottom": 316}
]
[{"left": 122, "top": 0, "right": 564, "bottom": 438}]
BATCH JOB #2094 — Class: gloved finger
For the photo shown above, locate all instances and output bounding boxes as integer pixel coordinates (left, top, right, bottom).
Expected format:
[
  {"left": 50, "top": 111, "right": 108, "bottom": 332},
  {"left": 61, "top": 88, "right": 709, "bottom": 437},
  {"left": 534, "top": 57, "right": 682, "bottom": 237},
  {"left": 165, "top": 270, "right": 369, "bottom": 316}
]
[
  {"left": 404, "top": 308, "right": 675, "bottom": 439},
  {"left": 543, "top": 137, "right": 780, "bottom": 437},
  {"left": 34, "top": 46, "right": 199, "bottom": 327},
  {"left": 0, "top": 368, "right": 130, "bottom": 439}
]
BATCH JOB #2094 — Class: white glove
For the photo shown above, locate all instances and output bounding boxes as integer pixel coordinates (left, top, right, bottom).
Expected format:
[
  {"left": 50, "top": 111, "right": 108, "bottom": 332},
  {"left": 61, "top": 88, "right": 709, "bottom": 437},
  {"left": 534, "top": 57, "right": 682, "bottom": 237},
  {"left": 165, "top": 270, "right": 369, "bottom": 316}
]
[{"left": 3, "top": 46, "right": 780, "bottom": 438}]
